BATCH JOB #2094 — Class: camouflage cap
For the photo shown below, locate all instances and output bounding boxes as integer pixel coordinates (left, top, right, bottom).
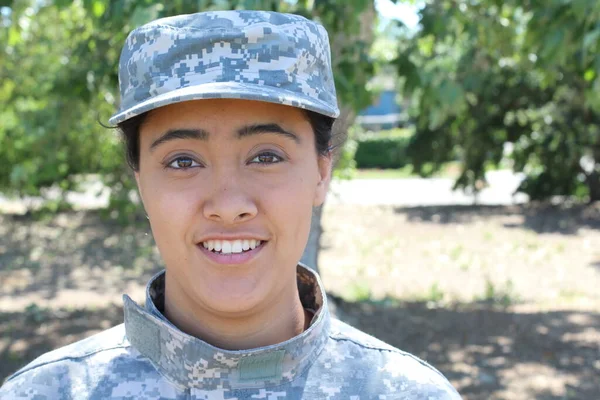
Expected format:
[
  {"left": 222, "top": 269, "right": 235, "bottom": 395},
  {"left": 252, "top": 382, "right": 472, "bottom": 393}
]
[{"left": 108, "top": 10, "right": 340, "bottom": 125}]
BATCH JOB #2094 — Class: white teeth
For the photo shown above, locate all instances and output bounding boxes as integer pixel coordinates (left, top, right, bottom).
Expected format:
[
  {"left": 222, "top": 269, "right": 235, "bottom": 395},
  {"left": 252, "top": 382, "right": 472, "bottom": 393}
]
[
  {"left": 221, "top": 241, "right": 232, "bottom": 254},
  {"left": 202, "top": 239, "right": 262, "bottom": 254},
  {"left": 231, "top": 240, "right": 243, "bottom": 253}
]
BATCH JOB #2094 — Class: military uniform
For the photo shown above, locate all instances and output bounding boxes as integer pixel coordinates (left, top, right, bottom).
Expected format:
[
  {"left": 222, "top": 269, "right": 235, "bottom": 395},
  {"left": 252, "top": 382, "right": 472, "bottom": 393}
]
[
  {"left": 1, "top": 264, "right": 460, "bottom": 399},
  {"left": 1, "top": 10, "right": 462, "bottom": 399}
]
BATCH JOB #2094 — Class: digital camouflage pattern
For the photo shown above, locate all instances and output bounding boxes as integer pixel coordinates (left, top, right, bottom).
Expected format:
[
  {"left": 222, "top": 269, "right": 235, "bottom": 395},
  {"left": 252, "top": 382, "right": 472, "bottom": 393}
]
[
  {"left": 0, "top": 264, "right": 461, "bottom": 399},
  {"left": 0, "top": 10, "right": 462, "bottom": 399},
  {"left": 108, "top": 10, "right": 340, "bottom": 125}
]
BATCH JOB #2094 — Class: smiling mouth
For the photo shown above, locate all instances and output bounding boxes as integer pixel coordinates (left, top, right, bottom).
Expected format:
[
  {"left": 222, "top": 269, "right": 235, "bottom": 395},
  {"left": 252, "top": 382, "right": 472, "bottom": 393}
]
[
  {"left": 200, "top": 239, "right": 266, "bottom": 255},
  {"left": 196, "top": 240, "right": 268, "bottom": 265}
]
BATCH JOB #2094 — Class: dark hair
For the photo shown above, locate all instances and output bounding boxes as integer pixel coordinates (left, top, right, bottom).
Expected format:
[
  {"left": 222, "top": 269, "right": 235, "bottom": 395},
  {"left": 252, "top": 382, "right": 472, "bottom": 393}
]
[{"left": 117, "top": 108, "right": 341, "bottom": 171}]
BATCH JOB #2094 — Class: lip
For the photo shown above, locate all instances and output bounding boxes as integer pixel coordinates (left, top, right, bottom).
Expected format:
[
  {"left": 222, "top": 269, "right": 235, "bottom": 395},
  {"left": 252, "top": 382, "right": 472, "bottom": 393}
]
[{"left": 198, "top": 240, "right": 267, "bottom": 265}]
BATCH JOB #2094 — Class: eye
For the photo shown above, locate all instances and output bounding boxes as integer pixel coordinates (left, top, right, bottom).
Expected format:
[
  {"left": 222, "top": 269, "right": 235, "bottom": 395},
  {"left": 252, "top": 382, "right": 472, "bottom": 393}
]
[
  {"left": 166, "top": 156, "right": 201, "bottom": 170},
  {"left": 249, "top": 152, "right": 284, "bottom": 165}
]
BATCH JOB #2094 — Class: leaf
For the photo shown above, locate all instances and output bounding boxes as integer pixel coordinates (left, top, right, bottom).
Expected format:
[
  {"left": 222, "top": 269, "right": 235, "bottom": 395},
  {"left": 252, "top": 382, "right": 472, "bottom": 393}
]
[
  {"left": 571, "top": 0, "right": 590, "bottom": 20},
  {"left": 584, "top": 69, "right": 596, "bottom": 81},
  {"left": 541, "top": 29, "right": 565, "bottom": 62},
  {"left": 129, "top": 4, "right": 164, "bottom": 28},
  {"left": 395, "top": 53, "right": 421, "bottom": 92},
  {"left": 54, "top": 0, "right": 73, "bottom": 9},
  {"left": 92, "top": 1, "right": 106, "bottom": 18},
  {"left": 428, "top": 107, "right": 447, "bottom": 130},
  {"left": 583, "top": 28, "right": 600, "bottom": 49},
  {"left": 7, "top": 26, "right": 20, "bottom": 46},
  {"left": 438, "top": 80, "right": 464, "bottom": 107}
]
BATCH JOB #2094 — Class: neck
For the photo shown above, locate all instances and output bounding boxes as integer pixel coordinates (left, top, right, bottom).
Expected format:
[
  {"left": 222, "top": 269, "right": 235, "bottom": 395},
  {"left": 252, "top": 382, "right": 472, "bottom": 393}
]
[{"left": 163, "top": 277, "right": 308, "bottom": 350}]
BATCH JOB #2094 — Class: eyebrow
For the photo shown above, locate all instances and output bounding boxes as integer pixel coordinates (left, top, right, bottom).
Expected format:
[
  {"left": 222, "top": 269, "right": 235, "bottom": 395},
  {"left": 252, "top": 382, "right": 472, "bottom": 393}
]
[
  {"left": 237, "top": 124, "right": 300, "bottom": 144},
  {"left": 150, "top": 129, "right": 208, "bottom": 151},
  {"left": 149, "top": 123, "right": 300, "bottom": 151}
]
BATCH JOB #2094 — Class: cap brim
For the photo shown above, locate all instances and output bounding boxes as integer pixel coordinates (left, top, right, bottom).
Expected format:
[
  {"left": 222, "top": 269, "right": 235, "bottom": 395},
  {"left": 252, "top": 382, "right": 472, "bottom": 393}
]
[{"left": 108, "top": 81, "right": 340, "bottom": 125}]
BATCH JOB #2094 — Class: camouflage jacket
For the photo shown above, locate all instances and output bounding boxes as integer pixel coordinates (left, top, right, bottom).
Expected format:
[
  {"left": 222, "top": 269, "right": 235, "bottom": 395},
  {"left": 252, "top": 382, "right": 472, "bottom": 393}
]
[{"left": 1, "top": 264, "right": 461, "bottom": 399}]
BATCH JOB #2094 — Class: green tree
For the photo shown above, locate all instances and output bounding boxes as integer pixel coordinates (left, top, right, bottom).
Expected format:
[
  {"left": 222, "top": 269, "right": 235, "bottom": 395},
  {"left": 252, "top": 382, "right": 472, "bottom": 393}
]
[{"left": 394, "top": 0, "right": 600, "bottom": 201}]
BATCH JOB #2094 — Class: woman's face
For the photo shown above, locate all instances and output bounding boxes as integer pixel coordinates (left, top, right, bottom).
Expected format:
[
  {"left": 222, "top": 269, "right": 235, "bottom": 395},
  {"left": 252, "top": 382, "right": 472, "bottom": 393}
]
[{"left": 135, "top": 99, "right": 331, "bottom": 315}]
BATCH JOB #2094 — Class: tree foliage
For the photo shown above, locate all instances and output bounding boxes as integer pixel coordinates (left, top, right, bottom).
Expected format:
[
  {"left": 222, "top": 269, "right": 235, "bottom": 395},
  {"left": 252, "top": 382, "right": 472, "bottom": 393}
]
[
  {"left": 3, "top": 0, "right": 599, "bottom": 209},
  {"left": 394, "top": 0, "right": 600, "bottom": 201}
]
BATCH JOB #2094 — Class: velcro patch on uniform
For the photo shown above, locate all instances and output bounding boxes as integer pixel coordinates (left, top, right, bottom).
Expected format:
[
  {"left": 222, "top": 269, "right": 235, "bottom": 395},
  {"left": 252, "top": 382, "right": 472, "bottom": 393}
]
[
  {"left": 238, "top": 350, "right": 285, "bottom": 382},
  {"left": 124, "top": 301, "right": 161, "bottom": 364}
]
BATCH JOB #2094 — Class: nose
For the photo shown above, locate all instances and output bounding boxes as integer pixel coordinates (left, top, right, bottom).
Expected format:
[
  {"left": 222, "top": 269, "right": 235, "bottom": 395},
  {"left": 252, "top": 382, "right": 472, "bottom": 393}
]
[{"left": 202, "top": 171, "right": 258, "bottom": 224}]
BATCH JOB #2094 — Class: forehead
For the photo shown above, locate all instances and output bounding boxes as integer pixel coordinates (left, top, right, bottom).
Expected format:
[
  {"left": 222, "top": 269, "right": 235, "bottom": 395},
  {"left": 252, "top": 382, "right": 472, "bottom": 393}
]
[{"left": 141, "top": 99, "right": 311, "bottom": 134}]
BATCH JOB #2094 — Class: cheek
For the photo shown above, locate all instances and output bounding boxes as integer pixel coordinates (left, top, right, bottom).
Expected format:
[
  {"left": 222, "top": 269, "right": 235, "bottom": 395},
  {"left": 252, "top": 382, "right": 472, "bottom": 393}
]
[
  {"left": 140, "top": 175, "right": 199, "bottom": 243},
  {"left": 260, "top": 171, "right": 316, "bottom": 239}
]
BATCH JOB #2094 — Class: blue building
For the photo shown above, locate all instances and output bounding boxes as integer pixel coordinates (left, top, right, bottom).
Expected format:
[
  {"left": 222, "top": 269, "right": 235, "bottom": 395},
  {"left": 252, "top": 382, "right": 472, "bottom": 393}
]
[{"left": 356, "top": 89, "right": 406, "bottom": 130}]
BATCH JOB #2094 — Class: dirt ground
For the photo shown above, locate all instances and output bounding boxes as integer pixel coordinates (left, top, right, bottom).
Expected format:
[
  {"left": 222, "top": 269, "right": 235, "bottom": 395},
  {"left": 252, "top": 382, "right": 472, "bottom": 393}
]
[{"left": 1, "top": 202, "right": 599, "bottom": 399}]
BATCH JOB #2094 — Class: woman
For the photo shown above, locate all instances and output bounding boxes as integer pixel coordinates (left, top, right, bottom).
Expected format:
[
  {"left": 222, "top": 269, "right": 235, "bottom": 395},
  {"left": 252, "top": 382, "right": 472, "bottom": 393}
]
[{"left": 1, "top": 10, "right": 460, "bottom": 399}]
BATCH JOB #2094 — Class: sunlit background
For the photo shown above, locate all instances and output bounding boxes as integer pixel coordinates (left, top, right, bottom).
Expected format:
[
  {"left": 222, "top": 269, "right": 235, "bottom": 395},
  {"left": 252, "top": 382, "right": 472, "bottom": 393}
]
[{"left": 1, "top": 1, "right": 599, "bottom": 399}]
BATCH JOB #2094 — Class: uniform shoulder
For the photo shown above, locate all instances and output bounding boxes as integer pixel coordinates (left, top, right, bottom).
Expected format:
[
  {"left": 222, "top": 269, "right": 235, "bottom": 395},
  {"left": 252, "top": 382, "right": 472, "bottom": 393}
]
[
  {"left": 329, "top": 317, "right": 399, "bottom": 352},
  {"left": 3, "top": 323, "right": 128, "bottom": 384},
  {"left": 328, "top": 318, "right": 461, "bottom": 399}
]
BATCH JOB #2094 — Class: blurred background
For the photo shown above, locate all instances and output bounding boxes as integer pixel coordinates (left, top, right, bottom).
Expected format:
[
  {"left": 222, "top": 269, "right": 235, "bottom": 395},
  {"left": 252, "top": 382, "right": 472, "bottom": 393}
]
[{"left": 1, "top": 0, "right": 599, "bottom": 399}]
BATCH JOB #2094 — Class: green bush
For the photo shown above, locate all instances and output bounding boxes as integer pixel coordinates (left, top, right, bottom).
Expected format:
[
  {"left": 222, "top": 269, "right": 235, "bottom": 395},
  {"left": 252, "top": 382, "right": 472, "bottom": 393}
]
[{"left": 354, "top": 134, "right": 411, "bottom": 169}]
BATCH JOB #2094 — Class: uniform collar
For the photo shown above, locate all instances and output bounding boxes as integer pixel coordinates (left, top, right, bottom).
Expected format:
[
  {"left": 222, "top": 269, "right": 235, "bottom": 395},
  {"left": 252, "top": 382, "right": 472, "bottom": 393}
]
[{"left": 122, "top": 263, "right": 331, "bottom": 390}]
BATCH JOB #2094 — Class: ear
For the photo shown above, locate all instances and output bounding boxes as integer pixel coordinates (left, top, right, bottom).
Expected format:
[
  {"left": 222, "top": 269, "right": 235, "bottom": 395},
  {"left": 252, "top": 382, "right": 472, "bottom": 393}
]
[{"left": 313, "top": 152, "right": 333, "bottom": 207}]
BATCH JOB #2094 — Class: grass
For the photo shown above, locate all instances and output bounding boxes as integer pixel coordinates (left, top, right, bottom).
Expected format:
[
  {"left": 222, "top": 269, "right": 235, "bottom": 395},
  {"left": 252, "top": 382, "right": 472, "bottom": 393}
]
[
  {"left": 343, "top": 281, "right": 372, "bottom": 302},
  {"left": 450, "top": 245, "right": 464, "bottom": 261},
  {"left": 425, "top": 282, "right": 446, "bottom": 305},
  {"left": 558, "top": 289, "right": 587, "bottom": 302},
  {"left": 354, "top": 166, "right": 415, "bottom": 179},
  {"left": 354, "top": 162, "right": 462, "bottom": 180},
  {"left": 353, "top": 159, "right": 520, "bottom": 180},
  {"left": 480, "top": 278, "right": 521, "bottom": 308}
]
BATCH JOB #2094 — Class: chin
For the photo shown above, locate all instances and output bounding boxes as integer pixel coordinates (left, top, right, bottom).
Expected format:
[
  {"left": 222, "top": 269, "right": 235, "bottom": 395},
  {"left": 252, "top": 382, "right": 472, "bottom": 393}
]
[{"left": 188, "top": 269, "right": 272, "bottom": 315}]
